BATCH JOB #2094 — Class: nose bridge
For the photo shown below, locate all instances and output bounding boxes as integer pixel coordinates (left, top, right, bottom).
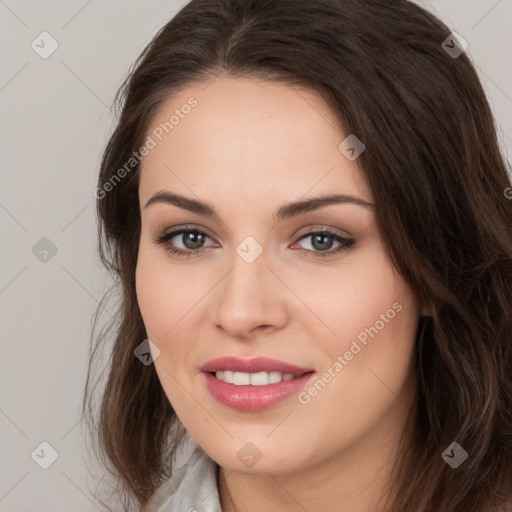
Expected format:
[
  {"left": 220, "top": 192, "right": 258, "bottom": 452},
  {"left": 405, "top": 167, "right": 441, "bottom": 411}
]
[
  {"left": 222, "top": 236, "right": 269, "bottom": 304},
  {"left": 214, "top": 235, "right": 287, "bottom": 335}
]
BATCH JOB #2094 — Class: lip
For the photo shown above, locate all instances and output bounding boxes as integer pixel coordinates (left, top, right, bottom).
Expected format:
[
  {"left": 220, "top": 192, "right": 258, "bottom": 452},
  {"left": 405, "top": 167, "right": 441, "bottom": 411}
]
[
  {"left": 202, "top": 371, "right": 316, "bottom": 412},
  {"left": 200, "top": 356, "right": 313, "bottom": 375}
]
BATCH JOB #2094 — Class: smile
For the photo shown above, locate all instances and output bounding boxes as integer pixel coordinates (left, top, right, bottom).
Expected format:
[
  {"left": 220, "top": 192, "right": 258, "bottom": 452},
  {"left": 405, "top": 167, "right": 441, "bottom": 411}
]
[
  {"left": 213, "top": 370, "right": 298, "bottom": 385},
  {"left": 202, "top": 370, "right": 316, "bottom": 411}
]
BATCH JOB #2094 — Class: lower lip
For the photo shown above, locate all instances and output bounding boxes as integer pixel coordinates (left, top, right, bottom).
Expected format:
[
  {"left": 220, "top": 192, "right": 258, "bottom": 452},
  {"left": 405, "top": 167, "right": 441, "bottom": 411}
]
[{"left": 202, "top": 371, "right": 316, "bottom": 411}]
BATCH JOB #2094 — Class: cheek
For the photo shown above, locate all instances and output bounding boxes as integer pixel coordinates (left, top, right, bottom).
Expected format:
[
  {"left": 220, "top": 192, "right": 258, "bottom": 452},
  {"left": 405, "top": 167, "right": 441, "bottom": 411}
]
[
  {"left": 135, "top": 244, "right": 217, "bottom": 347},
  {"left": 330, "top": 257, "right": 417, "bottom": 374},
  {"left": 289, "top": 248, "right": 418, "bottom": 412},
  {"left": 291, "top": 258, "right": 417, "bottom": 455},
  {"left": 284, "top": 247, "right": 409, "bottom": 352},
  {"left": 334, "top": 262, "right": 402, "bottom": 342},
  {"left": 135, "top": 245, "right": 190, "bottom": 341},
  {"left": 135, "top": 248, "right": 201, "bottom": 409},
  {"left": 314, "top": 256, "right": 417, "bottom": 411}
]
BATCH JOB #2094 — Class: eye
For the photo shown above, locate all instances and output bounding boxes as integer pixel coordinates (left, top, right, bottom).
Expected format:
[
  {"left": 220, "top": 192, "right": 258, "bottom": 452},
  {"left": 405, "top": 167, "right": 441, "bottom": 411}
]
[
  {"left": 291, "top": 228, "right": 355, "bottom": 257},
  {"left": 153, "top": 226, "right": 217, "bottom": 258},
  {"left": 153, "top": 226, "right": 355, "bottom": 258}
]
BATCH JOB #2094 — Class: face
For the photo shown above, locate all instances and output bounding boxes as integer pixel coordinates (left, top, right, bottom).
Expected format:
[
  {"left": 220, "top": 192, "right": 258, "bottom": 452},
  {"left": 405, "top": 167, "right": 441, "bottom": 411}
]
[{"left": 135, "top": 75, "right": 421, "bottom": 475}]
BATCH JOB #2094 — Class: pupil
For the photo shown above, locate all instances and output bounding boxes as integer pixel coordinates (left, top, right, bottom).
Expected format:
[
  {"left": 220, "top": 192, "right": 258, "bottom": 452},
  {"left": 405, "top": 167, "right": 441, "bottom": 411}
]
[
  {"left": 184, "top": 232, "right": 204, "bottom": 250},
  {"left": 312, "top": 234, "right": 333, "bottom": 251}
]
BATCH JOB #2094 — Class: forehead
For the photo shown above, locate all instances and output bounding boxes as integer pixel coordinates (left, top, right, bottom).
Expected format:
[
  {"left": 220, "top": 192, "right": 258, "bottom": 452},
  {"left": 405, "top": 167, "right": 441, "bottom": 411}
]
[{"left": 139, "top": 75, "right": 372, "bottom": 206}]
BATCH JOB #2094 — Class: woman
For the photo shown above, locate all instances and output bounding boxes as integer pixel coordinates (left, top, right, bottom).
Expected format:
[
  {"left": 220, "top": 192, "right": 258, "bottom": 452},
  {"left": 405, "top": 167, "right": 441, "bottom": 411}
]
[{"left": 83, "top": 0, "right": 512, "bottom": 510}]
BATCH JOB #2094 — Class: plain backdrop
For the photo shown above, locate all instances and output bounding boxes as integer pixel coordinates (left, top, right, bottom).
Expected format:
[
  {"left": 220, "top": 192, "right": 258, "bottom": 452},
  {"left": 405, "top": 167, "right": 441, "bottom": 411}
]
[{"left": 1, "top": 0, "right": 511, "bottom": 510}]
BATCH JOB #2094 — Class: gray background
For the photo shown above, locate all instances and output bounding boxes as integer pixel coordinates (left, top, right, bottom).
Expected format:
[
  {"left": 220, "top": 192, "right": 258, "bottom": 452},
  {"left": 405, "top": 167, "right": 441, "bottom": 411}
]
[{"left": 1, "top": 1, "right": 511, "bottom": 511}]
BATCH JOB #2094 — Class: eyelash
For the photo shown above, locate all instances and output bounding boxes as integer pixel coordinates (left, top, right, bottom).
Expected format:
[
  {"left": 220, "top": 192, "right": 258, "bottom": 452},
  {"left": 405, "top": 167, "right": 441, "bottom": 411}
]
[{"left": 153, "top": 225, "right": 355, "bottom": 259}]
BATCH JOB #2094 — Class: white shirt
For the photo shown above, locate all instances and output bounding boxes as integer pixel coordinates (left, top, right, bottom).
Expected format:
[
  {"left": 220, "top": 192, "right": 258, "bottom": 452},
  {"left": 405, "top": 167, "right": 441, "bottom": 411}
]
[{"left": 143, "top": 429, "right": 223, "bottom": 512}]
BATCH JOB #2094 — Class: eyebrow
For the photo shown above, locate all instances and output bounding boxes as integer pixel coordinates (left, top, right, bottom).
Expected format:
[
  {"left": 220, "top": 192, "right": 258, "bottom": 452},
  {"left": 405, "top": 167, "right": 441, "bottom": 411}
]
[{"left": 143, "top": 190, "right": 375, "bottom": 222}]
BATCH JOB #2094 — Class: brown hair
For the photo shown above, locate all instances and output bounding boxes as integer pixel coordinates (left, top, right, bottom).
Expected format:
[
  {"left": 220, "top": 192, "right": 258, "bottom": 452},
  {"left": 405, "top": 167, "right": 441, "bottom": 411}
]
[{"left": 83, "top": 0, "right": 512, "bottom": 510}]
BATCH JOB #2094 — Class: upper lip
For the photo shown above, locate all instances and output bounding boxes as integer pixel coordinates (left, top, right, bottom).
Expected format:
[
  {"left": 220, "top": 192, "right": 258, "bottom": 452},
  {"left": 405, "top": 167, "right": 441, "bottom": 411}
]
[{"left": 201, "top": 356, "right": 314, "bottom": 375}]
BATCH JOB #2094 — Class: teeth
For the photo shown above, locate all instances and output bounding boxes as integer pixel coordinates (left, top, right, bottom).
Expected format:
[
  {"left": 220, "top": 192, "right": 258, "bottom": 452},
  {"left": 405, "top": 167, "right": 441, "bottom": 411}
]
[
  {"left": 234, "top": 372, "right": 250, "bottom": 385},
  {"left": 214, "top": 370, "right": 297, "bottom": 385}
]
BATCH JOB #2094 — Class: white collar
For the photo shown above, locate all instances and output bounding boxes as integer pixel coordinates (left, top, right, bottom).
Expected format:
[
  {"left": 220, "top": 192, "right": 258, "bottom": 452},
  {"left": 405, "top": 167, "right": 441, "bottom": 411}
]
[{"left": 143, "top": 428, "right": 222, "bottom": 512}]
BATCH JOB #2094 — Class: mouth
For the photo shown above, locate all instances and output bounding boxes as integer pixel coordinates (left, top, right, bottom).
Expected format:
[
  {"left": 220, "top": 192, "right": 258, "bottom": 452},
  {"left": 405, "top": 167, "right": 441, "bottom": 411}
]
[
  {"left": 200, "top": 356, "right": 316, "bottom": 411},
  {"left": 200, "top": 355, "right": 314, "bottom": 375},
  {"left": 206, "top": 369, "right": 313, "bottom": 386},
  {"left": 202, "top": 368, "right": 316, "bottom": 412}
]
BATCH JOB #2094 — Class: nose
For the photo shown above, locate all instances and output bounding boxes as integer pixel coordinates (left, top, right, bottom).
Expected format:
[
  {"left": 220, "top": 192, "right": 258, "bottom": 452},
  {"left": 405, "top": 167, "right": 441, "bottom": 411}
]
[{"left": 213, "top": 244, "right": 288, "bottom": 339}]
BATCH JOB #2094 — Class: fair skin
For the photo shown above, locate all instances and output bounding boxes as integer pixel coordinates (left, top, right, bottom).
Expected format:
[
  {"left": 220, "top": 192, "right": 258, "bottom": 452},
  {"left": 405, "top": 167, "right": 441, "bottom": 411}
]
[{"left": 136, "top": 75, "right": 423, "bottom": 512}]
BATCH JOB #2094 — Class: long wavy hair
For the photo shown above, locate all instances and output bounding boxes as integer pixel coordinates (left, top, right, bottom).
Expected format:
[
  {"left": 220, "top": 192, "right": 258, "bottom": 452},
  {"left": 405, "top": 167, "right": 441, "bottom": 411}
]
[{"left": 82, "top": 0, "right": 512, "bottom": 510}]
